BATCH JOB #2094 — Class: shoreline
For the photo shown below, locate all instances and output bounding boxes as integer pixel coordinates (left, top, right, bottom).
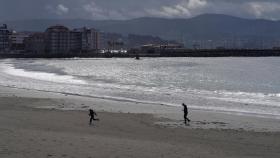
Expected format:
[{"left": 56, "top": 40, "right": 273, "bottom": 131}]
[
  {"left": 1, "top": 85, "right": 280, "bottom": 132},
  {"left": 1, "top": 86, "right": 280, "bottom": 157},
  {"left": 2, "top": 83, "right": 280, "bottom": 120},
  {"left": 1, "top": 57, "right": 280, "bottom": 121}
]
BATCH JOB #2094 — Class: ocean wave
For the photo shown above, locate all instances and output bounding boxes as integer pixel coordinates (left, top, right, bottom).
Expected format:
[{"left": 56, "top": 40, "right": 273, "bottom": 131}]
[
  {"left": 181, "top": 88, "right": 280, "bottom": 107},
  {"left": 0, "top": 63, "right": 86, "bottom": 85},
  {"left": 0, "top": 58, "right": 280, "bottom": 119}
]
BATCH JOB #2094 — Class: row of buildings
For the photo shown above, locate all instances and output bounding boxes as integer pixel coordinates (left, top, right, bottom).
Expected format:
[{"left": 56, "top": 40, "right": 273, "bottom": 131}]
[
  {"left": 0, "top": 24, "right": 9, "bottom": 51},
  {"left": 0, "top": 24, "right": 100, "bottom": 55}
]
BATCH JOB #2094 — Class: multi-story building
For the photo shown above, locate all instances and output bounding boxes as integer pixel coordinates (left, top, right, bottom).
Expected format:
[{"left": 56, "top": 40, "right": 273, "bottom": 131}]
[
  {"left": 75, "top": 27, "right": 100, "bottom": 52},
  {"left": 76, "top": 27, "right": 90, "bottom": 51},
  {"left": 88, "top": 28, "right": 99, "bottom": 51},
  {"left": 0, "top": 24, "right": 10, "bottom": 52},
  {"left": 10, "top": 25, "right": 103, "bottom": 55},
  {"left": 24, "top": 33, "right": 46, "bottom": 54},
  {"left": 98, "top": 31, "right": 106, "bottom": 50},
  {"left": 9, "top": 32, "right": 30, "bottom": 52},
  {"left": 45, "top": 25, "right": 70, "bottom": 54},
  {"left": 69, "top": 29, "right": 82, "bottom": 53},
  {"left": 45, "top": 25, "right": 100, "bottom": 54}
]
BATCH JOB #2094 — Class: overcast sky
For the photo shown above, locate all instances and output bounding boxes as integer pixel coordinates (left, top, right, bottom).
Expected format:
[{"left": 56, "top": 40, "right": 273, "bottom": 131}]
[{"left": 1, "top": 0, "right": 280, "bottom": 21}]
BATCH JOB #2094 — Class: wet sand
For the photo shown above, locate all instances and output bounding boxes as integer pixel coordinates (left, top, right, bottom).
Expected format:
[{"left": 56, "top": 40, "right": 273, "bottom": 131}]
[{"left": 0, "top": 87, "right": 280, "bottom": 158}]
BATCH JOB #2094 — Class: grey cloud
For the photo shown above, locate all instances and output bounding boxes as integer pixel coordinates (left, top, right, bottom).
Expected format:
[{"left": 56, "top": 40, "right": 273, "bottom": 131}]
[
  {"left": 146, "top": 0, "right": 207, "bottom": 18},
  {"left": 82, "top": 1, "right": 127, "bottom": 20},
  {"left": 2, "top": 0, "right": 280, "bottom": 20},
  {"left": 245, "top": 1, "right": 280, "bottom": 19},
  {"left": 46, "top": 4, "right": 69, "bottom": 16}
]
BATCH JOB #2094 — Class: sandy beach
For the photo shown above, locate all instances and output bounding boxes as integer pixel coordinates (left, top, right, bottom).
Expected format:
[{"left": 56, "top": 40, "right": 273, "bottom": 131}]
[{"left": 1, "top": 86, "right": 280, "bottom": 158}]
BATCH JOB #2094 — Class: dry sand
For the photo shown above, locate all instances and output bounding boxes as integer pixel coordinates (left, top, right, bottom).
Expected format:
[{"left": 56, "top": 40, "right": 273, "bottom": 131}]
[{"left": 0, "top": 87, "right": 280, "bottom": 158}]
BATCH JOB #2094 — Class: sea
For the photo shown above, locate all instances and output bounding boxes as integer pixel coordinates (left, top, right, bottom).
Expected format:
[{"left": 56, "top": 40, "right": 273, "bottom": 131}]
[{"left": 0, "top": 57, "right": 280, "bottom": 118}]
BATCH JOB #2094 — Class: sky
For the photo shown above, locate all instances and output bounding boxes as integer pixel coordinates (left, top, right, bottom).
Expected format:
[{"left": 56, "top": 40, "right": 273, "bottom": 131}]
[{"left": 1, "top": 0, "right": 280, "bottom": 21}]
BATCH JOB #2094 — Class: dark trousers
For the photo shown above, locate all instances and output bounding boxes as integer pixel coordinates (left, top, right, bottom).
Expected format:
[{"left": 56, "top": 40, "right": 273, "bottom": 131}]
[
  {"left": 90, "top": 116, "right": 96, "bottom": 124},
  {"left": 184, "top": 114, "right": 190, "bottom": 124},
  {"left": 89, "top": 116, "right": 99, "bottom": 124}
]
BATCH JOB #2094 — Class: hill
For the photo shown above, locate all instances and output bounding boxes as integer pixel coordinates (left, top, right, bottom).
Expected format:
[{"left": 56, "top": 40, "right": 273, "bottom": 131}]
[{"left": 3, "top": 14, "right": 280, "bottom": 48}]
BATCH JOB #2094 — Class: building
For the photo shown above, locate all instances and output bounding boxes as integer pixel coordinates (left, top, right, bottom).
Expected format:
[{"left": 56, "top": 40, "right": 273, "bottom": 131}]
[
  {"left": 98, "top": 31, "right": 106, "bottom": 50},
  {"left": 87, "top": 28, "right": 99, "bottom": 51},
  {"left": 128, "top": 43, "right": 185, "bottom": 56},
  {"left": 140, "top": 44, "right": 160, "bottom": 54},
  {"left": 9, "top": 32, "right": 30, "bottom": 52},
  {"left": 140, "top": 44, "right": 183, "bottom": 53},
  {"left": 24, "top": 33, "right": 46, "bottom": 54},
  {"left": 159, "top": 44, "right": 184, "bottom": 49},
  {"left": 76, "top": 27, "right": 100, "bottom": 52},
  {"left": 45, "top": 25, "right": 70, "bottom": 54},
  {"left": 45, "top": 25, "right": 100, "bottom": 54},
  {"left": 0, "top": 24, "right": 10, "bottom": 52},
  {"left": 69, "top": 29, "right": 82, "bottom": 53}
]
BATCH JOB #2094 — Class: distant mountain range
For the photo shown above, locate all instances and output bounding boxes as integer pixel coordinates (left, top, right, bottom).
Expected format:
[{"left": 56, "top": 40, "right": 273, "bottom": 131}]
[{"left": 2, "top": 14, "right": 280, "bottom": 48}]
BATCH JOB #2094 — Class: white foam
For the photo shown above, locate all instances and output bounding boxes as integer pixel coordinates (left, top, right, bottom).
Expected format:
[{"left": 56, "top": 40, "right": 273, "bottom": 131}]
[
  {"left": 0, "top": 59, "right": 280, "bottom": 118},
  {"left": 184, "top": 88, "right": 280, "bottom": 107},
  {"left": 0, "top": 63, "right": 86, "bottom": 85}
]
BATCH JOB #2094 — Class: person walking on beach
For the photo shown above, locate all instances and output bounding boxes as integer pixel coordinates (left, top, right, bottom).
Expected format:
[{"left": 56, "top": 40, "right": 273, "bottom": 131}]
[
  {"left": 182, "top": 103, "right": 190, "bottom": 125},
  {"left": 89, "top": 109, "right": 99, "bottom": 125}
]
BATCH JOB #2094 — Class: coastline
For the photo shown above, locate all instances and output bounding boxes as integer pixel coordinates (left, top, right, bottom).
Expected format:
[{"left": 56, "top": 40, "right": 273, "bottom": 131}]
[
  {"left": 2, "top": 85, "right": 280, "bottom": 132},
  {"left": 1, "top": 86, "right": 280, "bottom": 157},
  {"left": 2, "top": 57, "right": 280, "bottom": 120},
  {"left": 0, "top": 86, "right": 280, "bottom": 132}
]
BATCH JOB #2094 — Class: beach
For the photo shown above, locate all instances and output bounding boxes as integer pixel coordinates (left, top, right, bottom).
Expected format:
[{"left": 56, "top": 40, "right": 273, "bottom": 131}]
[
  {"left": 1, "top": 86, "right": 280, "bottom": 158},
  {"left": 3, "top": 2, "right": 280, "bottom": 157}
]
